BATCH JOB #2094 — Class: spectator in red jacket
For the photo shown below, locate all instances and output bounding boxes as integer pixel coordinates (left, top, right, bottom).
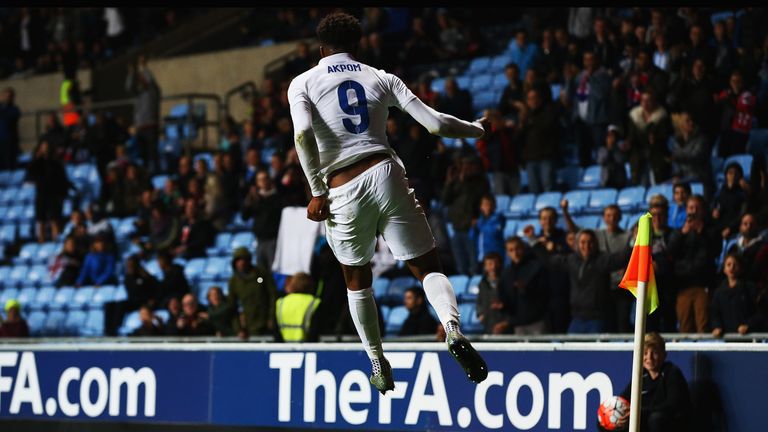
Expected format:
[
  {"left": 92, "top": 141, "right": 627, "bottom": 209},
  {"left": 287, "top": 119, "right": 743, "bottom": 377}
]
[
  {"left": 715, "top": 71, "right": 756, "bottom": 158},
  {"left": 476, "top": 108, "right": 520, "bottom": 195}
]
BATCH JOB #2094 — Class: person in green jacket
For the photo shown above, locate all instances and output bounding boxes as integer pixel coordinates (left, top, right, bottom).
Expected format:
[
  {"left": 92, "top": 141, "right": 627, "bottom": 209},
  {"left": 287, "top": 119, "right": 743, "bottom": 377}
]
[{"left": 227, "top": 247, "right": 277, "bottom": 339}]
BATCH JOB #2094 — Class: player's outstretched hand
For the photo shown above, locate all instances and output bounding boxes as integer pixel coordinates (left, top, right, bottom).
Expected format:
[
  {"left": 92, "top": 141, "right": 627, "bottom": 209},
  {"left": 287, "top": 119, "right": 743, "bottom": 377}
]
[
  {"left": 476, "top": 116, "right": 491, "bottom": 140},
  {"left": 307, "top": 194, "right": 330, "bottom": 222}
]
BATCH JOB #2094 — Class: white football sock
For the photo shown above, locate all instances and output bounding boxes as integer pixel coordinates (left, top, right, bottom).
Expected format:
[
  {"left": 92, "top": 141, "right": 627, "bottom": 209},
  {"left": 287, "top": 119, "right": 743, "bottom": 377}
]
[
  {"left": 422, "top": 272, "right": 461, "bottom": 330},
  {"left": 347, "top": 287, "right": 384, "bottom": 360}
]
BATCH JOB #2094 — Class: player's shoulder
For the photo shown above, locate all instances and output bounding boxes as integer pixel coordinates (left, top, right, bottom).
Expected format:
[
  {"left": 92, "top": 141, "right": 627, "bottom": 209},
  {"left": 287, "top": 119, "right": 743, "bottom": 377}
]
[{"left": 287, "top": 65, "right": 321, "bottom": 94}]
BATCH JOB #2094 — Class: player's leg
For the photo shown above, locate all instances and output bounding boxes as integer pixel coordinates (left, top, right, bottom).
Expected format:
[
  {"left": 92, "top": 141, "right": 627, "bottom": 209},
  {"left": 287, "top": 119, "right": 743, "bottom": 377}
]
[{"left": 341, "top": 263, "right": 393, "bottom": 394}]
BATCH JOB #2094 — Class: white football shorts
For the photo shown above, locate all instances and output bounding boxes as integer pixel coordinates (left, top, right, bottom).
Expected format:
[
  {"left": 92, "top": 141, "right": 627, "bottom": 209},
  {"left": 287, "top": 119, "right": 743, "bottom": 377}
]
[{"left": 324, "top": 158, "right": 436, "bottom": 266}]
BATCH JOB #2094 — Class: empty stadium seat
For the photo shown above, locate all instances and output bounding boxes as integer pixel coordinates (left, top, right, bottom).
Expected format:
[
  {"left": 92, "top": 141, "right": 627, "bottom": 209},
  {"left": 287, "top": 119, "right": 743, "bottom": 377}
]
[
  {"left": 31, "top": 286, "right": 56, "bottom": 311},
  {"left": 469, "top": 74, "right": 493, "bottom": 92},
  {"left": 534, "top": 192, "right": 562, "bottom": 213},
  {"left": 28, "top": 264, "right": 53, "bottom": 286},
  {"left": 0, "top": 225, "right": 15, "bottom": 245},
  {"left": 35, "top": 242, "right": 58, "bottom": 263},
  {"left": 230, "top": 231, "right": 256, "bottom": 251},
  {"left": 494, "top": 195, "right": 511, "bottom": 216},
  {"left": 385, "top": 306, "right": 409, "bottom": 336},
  {"left": 15, "top": 243, "right": 38, "bottom": 264},
  {"left": 151, "top": 174, "right": 169, "bottom": 191},
  {"left": 72, "top": 286, "right": 95, "bottom": 310},
  {"left": 430, "top": 77, "right": 446, "bottom": 94},
  {"left": 617, "top": 186, "right": 647, "bottom": 212},
  {"left": 563, "top": 190, "right": 590, "bottom": 214},
  {"left": 691, "top": 182, "right": 704, "bottom": 196},
  {"left": 63, "top": 311, "right": 87, "bottom": 336},
  {"left": 372, "top": 278, "right": 391, "bottom": 301},
  {"left": 117, "top": 218, "right": 137, "bottom": 239},
  {"left": 645, "top": 184, "right": 674, "bottom": 204},
  {"left": 587, "top": 188, "right": 618, "bottom": 214},
  {"left": 380, "top": 305, "right": 391, "bottom": 323},
  {"left": 16, "top": 286, "right": 37, "bottom": 310},
  {"left": 491, "top": 71, "right": 508, "bottom": 89},
  {"left": 184, "top": 257, "right": 207, "bottom": 282},
  {"left": 472, "top": 90, "right": 497, "bottom": 112},
  {"left": 50, "top": 287, "right": 76, "bottom": 311},
  {"left": 508, "top": 194, "right": 536, "bottom": 218},
  {"left": 556, "top": 165, "right": 583, "bottom": 191},
  {"left": 90, "top": 286, "right": 117, "bottom": 309},
  {"left": 503, "top": 220, "right": 517, "bottom": 240},
  {"left": 81, "top": 310, "right": 104, "bottom": 336},
  {"left": 489, "top": 54, "right": 512, "bottom": 73},
  {"left": 144, "top": 259, "right": 163, "bottom": 279},
  {"left": 623, "top": 213, "right": 644, "bottom": 230},
  {"left": 448, "top": 275, "right": 469, "bottom": 299},
  {"left": 207, "top": 232, "right": 233, "bottom": 256},
  {"left": 461, "top": 275, "right": 482, "bottom": 303},
  {"left": 27, "top": 311, "right": 47, "bottom": 336},
  {"left": 467, "top": 56, "right": 492, "bottom": 73},
  {"left": 0, "top": 287, "right": 19, "bottom": 305},
  {"left": 44, "top": 311, "right": 67, "bottom": 336},
  {"left": 573, "top": 215, "right": 601, "bottom": 230},
  {"left": 455, "top": 75, "right": 471, "bottom": 90},
  {"left": 578, "top": 165, "right": 602, "bottom": 189},
  {"left": 388, "top": 276, "right": 420, "bottom": 304},
  {"left": 113, "top": 285, "right": 128, "bottom": 301},
  {"left": 202, "top": 257, "right": 229, "bottom": 281},
  {"left": 119, "top": 311, "right": 142, "bottom": 336},
  {"left": 458, "top": 303, "right": 483, "bottom": 334}
]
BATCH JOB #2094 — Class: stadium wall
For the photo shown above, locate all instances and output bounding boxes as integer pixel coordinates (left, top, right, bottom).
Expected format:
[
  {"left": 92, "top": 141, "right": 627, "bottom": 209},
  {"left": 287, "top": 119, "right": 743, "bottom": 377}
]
[{"left": 0, "top": 342, "right": 765, "bottom": 431}]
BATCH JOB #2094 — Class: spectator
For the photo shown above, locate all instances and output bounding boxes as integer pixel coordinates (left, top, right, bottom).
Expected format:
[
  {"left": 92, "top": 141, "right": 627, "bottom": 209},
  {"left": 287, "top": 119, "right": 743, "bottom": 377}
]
[
  {"left": 528, "top": 205, "right": 570, "bottom": 253},
  {"left": 712, "top": 163, "right": 749, "bottom": 238},
  {"left": 85, "top": 203, "right": 116, "bottom": 249},
  {"left": 632, "top": 49, "right": 670, "bottom": 103},
  {"left": 442, "top": 156, "right": 489, "bottom": 275},
  {"left": 75, "top": 237, "right": 116, "bottom": 287},
  {"left": 145, "top": 202, "right": 180, "bottom": 254},
  {"left": 274, "top": 272, "right": 320, "bottom": 342},
  {"left": 537, "top": 229, "right": 631, "bottom": 334},
  {"left": 49, "top": 236, "right": 83, "bottom": 287},
  {"left": 668, "top": 195, "right": 722, "bottom": 333},
  {"left": 476, "top": 252, "right": 509, "bottom": 334},
  {"left": 26, "top": 140, "right": 75, "bottom": 243},
  {"left": 509, "top": 29, "right": 539, "bottom": 77},
  {"left": 104, "top": 255, "right": 160, "bottom": 336},
  {"left": 174, "top": 199, "right": 215, "bottom": 260},
  {"left": 156, "top": 250, "right": 191, "bottom": 308},
  {"left": 648, "top": 194, "right": 678, "bottom": 332},
  {"left": 715, "top": 70, "right": 756, "bottom": 158},
  {"left": 566, "top": 51, "right": 612, "bottom": 167},
  {"left": 627, "top": 90, "right": 672, "bottom": 186},
  {"left": 176, "top": 155, "right": 194, "bottom": 197},
  {"left": 472, "top": 194, "right": 506, "bottom": 265},
  {"left": 517, "top": 88, "right": 559, "bottom": 193},
  {"left": 125, "top": 55, "right": 161, "bottom": 174},
  {"left": 0, "top": 300, "right": 29, "bottom": 338},
  {"left": 0, "top": 87, "right": 21, "bottom": 170},
  {"left": 120, "top": 163, "right": 150, "bottom": 217},
  {"left": 130, "top": 305, "right": 164, "bottom": 337},
  {"left": 535, "top": 28, "right": 565, "bottom": 83},
  {"left": 669, "top": 112, "right": 713, "bottom": 198},
  {"left": 227, "top": 247, "right": 278, "bottom": 338},
  {"left": 497, "top": 237, "right": 550, "bottom": 335},
  {"left": 168, "top": 293, "right": 215, "bottom": 336},
  {"left": 498, "top": 63, "right": 523, "bottom": 119},
  {"left": 711, "top": 254, "right": 757, "bottom": 337},
  {"left": 274, "top": 148, "right": 309, "bottom": 207},
  {"left": 241, "top": 169, "right": 283, "bottom": 269},
  {"left": 597, "top": 124, "right": 630, "bottom": 189},
  {"left": 475, "top": 108, "right": 519, "bottom": 195},
  {"left": 668, "top": 182, "right": 691, "bottom": 230},
  {"left": 585, "top": 17, "right": 618, "bottom": 76},
  {"left": 389, "top": 120, "right": 438, "bottom": 207},
  {"left": 607, "top": 333, "right": 691, "bottom": 431},
  {"left": 435, "top": 76, "right": 473, "bottom": 122},
  {"left": 722, "top": 213, "right": 764, "bottom": 281},
  {"left": 567, "top": 7, "right": 593, "bottom": 40},
  {"left": 710, "top": 20, "right": 738, "bottom": 87},
  {"left": 399, "top": 286, "right": 439, "bottom": 337},
  {"left": 670, "top": 58, "right": 717, "bottom": 142},
  {"left": 203, "top": 286, "right": 236, "bottom": 337}
]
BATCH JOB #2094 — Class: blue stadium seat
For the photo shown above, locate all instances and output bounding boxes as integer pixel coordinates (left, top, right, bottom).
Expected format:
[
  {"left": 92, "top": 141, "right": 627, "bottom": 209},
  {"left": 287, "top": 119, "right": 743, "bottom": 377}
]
[
  {"left": 63, "top": 311, "right": 87, "bottom": 336},
  {"left": 9, "top": 169, "right": 25, "bottom": 186},
  {"left": 28, "top": 264, "right": 53, "bottom": 286},
  {"left": 388, "top": 276, "right": 420, "bottom": 304},
  {"left": 459, "top": 303, "right": 483, "bottom": 334},
  {"left": 503, "top": 220, "right": 517, "bottom": 240},
  {"left": 17, "top": 184, "right": 35, "bottom": 204},
  {"left": 587, "top": 188, "right": 618, "bottom": 214},
  {"left": 380, "top": 305, "right": 391, "bottom": 323},
  {"left": 184, "top": 258, "right": 207, "bottom": 283},
  {"left": 472, "top": 90, "right": 497, "bottom": 112},
  {"left": 563, "top": 190, "right": 590, "bottom": 214},
  {"left": 50, "top": 287, "right": 76, "bottom": 311},
  {"left": 113, "top": 285, "right": 128, "bottom": 301},
  {"left": 617, "top": 186, "right": 646, "bottom": 212},
  {"left": 467, "top": 56, "right": 492, "bottom": 73},
  {"left": 155, "top": 309, "right": 170, "bottom": 325},
  {"left": 10, "top": 266, "right": 31, "bottom": 288},
  {"left": 144, "top": 259, "right": 163, "bottom": 279},
  {"left": 448, "top": 275, "right": 469, "bottom": 299},
  {"left": 721, "top": 154, "right": 753, "bottom": 181},
  {"left": 119, "top": 311, "right": 142, "bottom": 336},
  {"left": 0, "top": 186, "right": 18, "bottom": 205},
  {"left": 43, "top": 311, "right": 67, "bottom": 336},
  {"left": 36, "top": 242, "right": 58, "bottom": 263},
  {"left": 430, "top": 77, "right": 446, "bottom": 94},
  {"left": 272, "top": 273, "right": 288, "bottom": 292},
  {"left": 117, "top": 218, "right": 136, "bottom": 239},
  {"left": 202, "top": 257, "right": 229, "bottom": 281},
  {"left": 508, "top": 194, "right": 536, "bottom": 218},
  {"left": 81, "top": 310, "right": 104, "bottom": 336},
  {"left": 691, "top": 182, "right": 704, "bottom": 196},
  {"left": 385, "top": 306, "right": 409, "bottom": 336},
  {"left": 556, "top": 166, "right": 583, "bottom": 191},
  {"left": 207, "top": 232, "right": 233, "bottom": 256},
  {"left": 489, "top": 54, "right": 512, "bottom": 73},
  {"left": 372, "top": 278, "right": 391, "bottom": 301},
  {"left": 0, "top": 225, "right": 15, "bottom": 245},
  {"left": 31, "top": 286, "right": 56, "bottom": 311},
  {"left": 27, "top": 311, "right": 47, "bottom": 336},
  {"left": 578, "top": 165, "right": 602, "bottom": 189},
  {"left": 72, "top": 286, "right": 95, "bottom": 310},
  {"left": 515, "top": 219, "right": 541, "bottom": 238},
  {"left": 151, "top": 174, "right": 169, "bottom": 191},
  {"left": 494, "top": 195, "right": 511, "bottom": 216},
  {"left": 230, "top": 231, "right": 256, "bottom": 251},
  {"left": 623, "top": 213, "right": 644, "bottom": 230},
  {"left": 747, "top": 128, "right": 768, "bottom": 156},
  {"left": 573, "top": 215, "right": 601, "bottom": 230},
  {"left": 534, "top": 192, "right": 563, "bottom": 213},
  {"left": 550, "top": 83, "right": 563, "bottom": 102},
  {"left": 491, "top": 72, "right": 508, "bottom": 89},
  {"left": 463, "top": 274, "right": 482, "bottom": 304},
  {"left": 90, "top": 286, "right": 117, "bottom": 309},
  {"left": 469, "top": 74, "right": 493, "bottom": 92},
  {"left": 15, "top": 243, "right": 38, "bottom": 264},
  {"left": 0, "top": 171, "right": 10, "bottom": 186},
  {"left": 645, "top": 184, "right": 673, "bottom": 204},
  {"left": 455, "top": 75, "right": 471, "bottom": 90},
  {"left": 0, "top": 287, "right": 19, "bottom": 305},
  {"left": 5, "top": 205, "right": 24, "bottom": 223}
]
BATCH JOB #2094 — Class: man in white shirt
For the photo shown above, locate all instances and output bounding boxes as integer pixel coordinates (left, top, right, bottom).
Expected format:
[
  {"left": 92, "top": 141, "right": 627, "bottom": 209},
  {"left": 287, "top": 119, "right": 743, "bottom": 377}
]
[{"left": 288, "top": 12, "right": 488, "bottom": 394}]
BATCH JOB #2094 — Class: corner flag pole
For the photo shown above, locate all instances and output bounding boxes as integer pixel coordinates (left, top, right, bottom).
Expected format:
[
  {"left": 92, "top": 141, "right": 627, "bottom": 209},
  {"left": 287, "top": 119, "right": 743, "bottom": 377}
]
[{"left": 628, "top": 220, "right": 651, "bottom": 432}]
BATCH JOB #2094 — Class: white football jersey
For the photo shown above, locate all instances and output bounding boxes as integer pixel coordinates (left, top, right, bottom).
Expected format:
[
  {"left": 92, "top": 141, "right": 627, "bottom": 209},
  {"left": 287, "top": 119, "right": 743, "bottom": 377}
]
[{"left": 287, "top": 53, "right": 415, "bottom": 188}]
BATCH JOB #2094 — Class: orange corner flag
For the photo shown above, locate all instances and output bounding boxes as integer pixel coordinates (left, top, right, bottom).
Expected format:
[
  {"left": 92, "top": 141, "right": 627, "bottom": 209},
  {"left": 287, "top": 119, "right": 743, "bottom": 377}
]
[{"left": 619, "top": 212, "right": 659, "bottom": 314}]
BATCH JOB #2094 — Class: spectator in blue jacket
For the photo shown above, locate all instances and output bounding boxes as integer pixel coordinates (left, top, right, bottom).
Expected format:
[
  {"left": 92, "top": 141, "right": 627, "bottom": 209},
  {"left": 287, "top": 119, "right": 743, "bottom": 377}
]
[
  {"left": 75, "top": 237, "right": 116, "bottom": 287},
  {"left": 669, "top": 182, "right": 691, "bottom": 230},
  {"left": 472, "top": 194, "right": 506, "bottom": 265},
  {"left": 509, "top": 29, "right": 539, "bottom": 77}
]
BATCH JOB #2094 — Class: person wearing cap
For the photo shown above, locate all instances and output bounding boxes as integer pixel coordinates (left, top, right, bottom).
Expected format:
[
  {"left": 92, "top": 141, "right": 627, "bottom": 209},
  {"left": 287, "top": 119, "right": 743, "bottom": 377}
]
[
  {"left": 0, "top": 300, "right": 29, "bottom": 338},
  {"left": 227, "top": 247, "right": 278, "bottom": 339}
]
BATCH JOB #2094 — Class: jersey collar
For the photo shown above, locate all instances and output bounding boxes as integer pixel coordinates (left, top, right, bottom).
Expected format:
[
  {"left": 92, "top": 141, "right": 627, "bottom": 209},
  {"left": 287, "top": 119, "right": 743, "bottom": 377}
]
[{"left": 319, "top": 52, "right": 355, "bottom": 66}]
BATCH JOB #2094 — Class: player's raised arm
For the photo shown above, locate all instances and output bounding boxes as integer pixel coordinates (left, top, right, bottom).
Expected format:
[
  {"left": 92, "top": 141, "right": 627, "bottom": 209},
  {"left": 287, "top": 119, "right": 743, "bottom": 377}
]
[
  {"left": 287, "top": 80, "right": 327, "bottom": 199},
  {"left": 387, "top": 73, "right": 485, "bottom": 139}
]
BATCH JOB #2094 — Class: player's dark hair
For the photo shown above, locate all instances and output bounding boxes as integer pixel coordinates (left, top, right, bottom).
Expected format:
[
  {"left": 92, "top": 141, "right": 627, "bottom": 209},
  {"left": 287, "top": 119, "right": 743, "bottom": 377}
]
[{"left": 317, "top": 12, "right": 362, "bottom": 54}]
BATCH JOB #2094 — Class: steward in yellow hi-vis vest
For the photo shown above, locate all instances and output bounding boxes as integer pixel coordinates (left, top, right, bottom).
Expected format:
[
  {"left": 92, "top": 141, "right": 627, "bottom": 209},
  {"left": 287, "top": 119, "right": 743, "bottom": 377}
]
[
  {"left": 276, "top": 273, "right": 320, "bottom": 342},
  {"left": 60, "top": 69, "right": 81, "bottom": 128}
]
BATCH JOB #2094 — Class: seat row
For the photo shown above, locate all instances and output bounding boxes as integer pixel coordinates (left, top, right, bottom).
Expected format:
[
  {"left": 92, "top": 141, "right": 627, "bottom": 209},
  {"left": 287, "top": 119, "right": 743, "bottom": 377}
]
[
  {"left": 373, "top": 274, "right": 482, "bottom": 307},
  {"left": 382, "top": 303, "right": 484, "bottom": 336},
  {"left": 0, "top": 285, "right": 127, "bottom": 313}
]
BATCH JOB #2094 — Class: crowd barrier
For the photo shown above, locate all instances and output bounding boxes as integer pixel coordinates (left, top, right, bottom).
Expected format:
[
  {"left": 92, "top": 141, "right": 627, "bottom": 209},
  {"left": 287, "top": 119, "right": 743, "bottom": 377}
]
[{"left": 0, "top": 341, "right": 766, "bottom": 431}]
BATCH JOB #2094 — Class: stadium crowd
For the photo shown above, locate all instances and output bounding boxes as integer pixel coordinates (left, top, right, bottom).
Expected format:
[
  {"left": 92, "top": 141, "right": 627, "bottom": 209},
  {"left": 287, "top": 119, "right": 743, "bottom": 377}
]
[{"left": 0, "top": 7, "right": 767, "bottom": 340}]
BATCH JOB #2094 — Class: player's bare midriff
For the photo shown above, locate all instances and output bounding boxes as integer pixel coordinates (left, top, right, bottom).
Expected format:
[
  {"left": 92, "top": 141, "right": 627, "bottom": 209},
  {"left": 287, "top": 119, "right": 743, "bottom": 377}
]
[{"left": 326, "top": 153, "right": 390, "bottom": 189}]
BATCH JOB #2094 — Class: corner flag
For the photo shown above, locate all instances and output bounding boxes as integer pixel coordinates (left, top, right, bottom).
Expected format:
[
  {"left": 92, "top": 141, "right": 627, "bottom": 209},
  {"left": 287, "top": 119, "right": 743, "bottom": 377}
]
[{"left": 619, "top": 212, "right": 659, "bottom": 314}]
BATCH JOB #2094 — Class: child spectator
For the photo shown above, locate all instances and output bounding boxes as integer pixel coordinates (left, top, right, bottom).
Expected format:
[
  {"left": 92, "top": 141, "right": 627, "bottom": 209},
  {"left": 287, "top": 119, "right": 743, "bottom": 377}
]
[
  {"left": 711, "top": 254, "right": 757, "bottom": 337},
  {"left": 472, "top": 194, "right": 506, "bottom": 267},
  {"left": 668, "top": 182, "right": 691, "bottom": 230},
  {"left": 475, "top": 252, "right": 509, "bottom": 334},
  {"left": 75, "top": 237, "right": 116, "bottom": 287}
]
